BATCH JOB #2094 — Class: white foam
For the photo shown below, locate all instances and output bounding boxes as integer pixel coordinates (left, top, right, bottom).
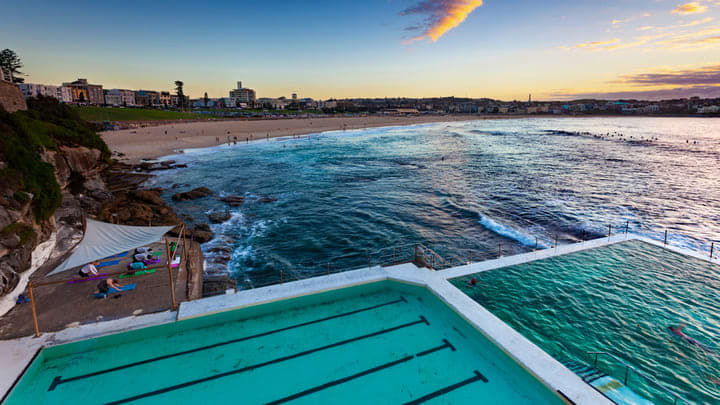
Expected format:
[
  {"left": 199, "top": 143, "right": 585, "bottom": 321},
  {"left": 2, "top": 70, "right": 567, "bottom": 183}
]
[{"left": 478, "top": 214, "right": 548, "bottom": 248}]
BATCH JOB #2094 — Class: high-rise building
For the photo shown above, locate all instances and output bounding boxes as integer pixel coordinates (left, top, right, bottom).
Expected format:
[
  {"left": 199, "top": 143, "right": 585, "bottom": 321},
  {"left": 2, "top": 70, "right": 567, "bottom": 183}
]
[{"left": 229, "top": 81, "right": 256, "bottom": 105}]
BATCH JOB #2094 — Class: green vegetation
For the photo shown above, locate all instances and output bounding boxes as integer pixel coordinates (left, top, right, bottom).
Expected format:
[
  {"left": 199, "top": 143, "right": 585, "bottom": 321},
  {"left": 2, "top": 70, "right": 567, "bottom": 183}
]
[
  {"left": 0, "top": 96, "right": 110, "bottom": 220},
  {"left": 74, "top": 106, "right": 203, "bottom": 122},
  {"left": 0, "top": 223, "right": 36, "bottom": 245}
]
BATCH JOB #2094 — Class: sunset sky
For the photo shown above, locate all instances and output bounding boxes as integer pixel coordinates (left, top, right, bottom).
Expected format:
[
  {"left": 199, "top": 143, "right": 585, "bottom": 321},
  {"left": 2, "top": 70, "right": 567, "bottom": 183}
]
[{"left": 2, "top": 0, "right": 719, "bottom": 100}]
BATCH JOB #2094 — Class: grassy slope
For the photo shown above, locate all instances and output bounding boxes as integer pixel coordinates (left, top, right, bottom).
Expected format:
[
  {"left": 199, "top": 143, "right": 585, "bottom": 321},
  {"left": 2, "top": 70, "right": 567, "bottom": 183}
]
[{"left": 74, "top": 106, "right": 203, "bottom": 122}]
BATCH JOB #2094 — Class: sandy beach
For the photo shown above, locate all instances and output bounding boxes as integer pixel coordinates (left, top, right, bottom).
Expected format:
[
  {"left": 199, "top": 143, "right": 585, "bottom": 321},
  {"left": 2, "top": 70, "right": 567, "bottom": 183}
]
[{"left": 102, "top": 114, "right": 518, "bottom": 163}]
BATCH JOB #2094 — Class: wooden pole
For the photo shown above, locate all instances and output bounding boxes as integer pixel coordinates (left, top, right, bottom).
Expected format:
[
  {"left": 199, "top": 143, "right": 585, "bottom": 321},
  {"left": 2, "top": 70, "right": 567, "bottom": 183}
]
[
  {"left": 165, "top": 238, "right": 177, "bottom": 310},
  {"left": 664, "top": 230, "right": 668, "bottom": 245},
  {"left": 28, "top": 281, "right": 40, "bottom": 337}
]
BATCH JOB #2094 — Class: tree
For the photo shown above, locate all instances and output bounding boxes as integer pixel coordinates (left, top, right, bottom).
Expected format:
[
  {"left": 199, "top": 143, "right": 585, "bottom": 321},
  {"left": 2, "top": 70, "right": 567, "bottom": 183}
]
[
  {"left": 203, "top": 92, "right": 209, "bottom": 107},
  {"left": 0, "top": 49, "right": 25, "bottom": 83},
  {"left": 175, "top": 80, "right": 185, "bottom": 110}
]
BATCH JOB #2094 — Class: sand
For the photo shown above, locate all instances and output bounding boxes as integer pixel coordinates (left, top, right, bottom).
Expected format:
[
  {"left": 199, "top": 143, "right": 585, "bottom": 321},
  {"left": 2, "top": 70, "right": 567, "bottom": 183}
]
[{"left": 102, "top": 114, "right": 515, "bottom": 163}]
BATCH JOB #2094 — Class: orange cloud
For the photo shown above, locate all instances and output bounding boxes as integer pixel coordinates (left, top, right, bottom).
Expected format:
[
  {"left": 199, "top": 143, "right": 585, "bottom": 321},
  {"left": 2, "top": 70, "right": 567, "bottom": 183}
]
[
  {"left": 401, "top": 0, "right": 484, "bottom": 43},
  {"left": 671, "top": 2, "right": 708, "bottom": 14}
]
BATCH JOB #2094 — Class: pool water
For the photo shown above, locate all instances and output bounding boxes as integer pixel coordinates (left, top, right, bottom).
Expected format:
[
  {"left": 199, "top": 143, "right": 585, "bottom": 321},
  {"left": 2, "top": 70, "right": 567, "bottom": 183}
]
[
  {"left": 452, "top": 240, "right": 720, "bottom": 404},
  {"left": 5, "top": 281, "right": 563, "bottom": 404}
]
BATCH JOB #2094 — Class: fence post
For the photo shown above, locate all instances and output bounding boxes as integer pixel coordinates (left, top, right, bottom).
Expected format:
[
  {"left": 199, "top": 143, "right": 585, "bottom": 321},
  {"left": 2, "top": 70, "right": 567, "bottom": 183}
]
[
  {"left": 608, "top": 224, "right": 612, "bottom": 239},
  {"left": 555, "top": 234, "right": 558, "bottom": 249},
  {"left": 664, "top": 230, "right": 668, "bottom": 245},
  {"left": 625, "top": 221, "right": 629, "bottom": 236},
  {"left": 711, "top": 242, "right": 715, "bottom": 260},
  {"left": 535, "top": 237, "right": 538, "bottom": 251},
  {"left": 165, "top": 238, "right": 177, "bottom": 311},
  {"left": 581, "top": 230, "right": 585, "bottom": 242},
  {"left": 280, "top": 270, "right": 284, "bottom": 284},
  {"left": 29, "top": 281, "right": 40, "bottom": 337},
  {"left": 327, "top": 263, "right": 330, "bottom": 275}
]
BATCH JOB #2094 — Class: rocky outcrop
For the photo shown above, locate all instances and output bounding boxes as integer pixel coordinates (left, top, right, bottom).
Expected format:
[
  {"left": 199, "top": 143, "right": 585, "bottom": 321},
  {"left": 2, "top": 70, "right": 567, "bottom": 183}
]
[
  {"left": 0, "top": 81, "right": 26, "bottom": 113},
  {"left": 218, "top": 196, "right": 245, "bottom": 207},
  {"left": 172, "top": 187, "right": 213, "bottom": 201},
  {"left": 208, "top": 211, "right": 231, "bottom": 224}
]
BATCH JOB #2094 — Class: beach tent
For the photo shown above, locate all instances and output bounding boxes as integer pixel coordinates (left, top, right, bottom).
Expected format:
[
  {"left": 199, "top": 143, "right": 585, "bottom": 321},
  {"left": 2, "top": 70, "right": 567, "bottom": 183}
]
[{"left": 47, "top": 218, "right": 175, "bottom": 277}]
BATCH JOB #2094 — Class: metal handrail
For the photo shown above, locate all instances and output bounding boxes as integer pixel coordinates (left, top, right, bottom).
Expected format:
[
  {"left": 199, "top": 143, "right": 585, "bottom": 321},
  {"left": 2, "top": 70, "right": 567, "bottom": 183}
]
[{"left": 587, "top": 351, "right": 688, "bottom": 404}]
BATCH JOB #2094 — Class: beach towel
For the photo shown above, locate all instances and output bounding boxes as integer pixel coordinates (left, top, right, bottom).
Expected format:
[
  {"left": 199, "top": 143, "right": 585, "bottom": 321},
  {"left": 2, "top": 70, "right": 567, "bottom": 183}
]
[
  {"left": 67, "top": 273, "right": 108, "bottom": 284},
  {"left": 119, "top": 269, "right": 156, "bottom": 279},
  {"left": 97, "top": 260, "right": 120, "bottom": 268},
  {"left": 94, "top": 283, "right": 136, "bottom": 299}
]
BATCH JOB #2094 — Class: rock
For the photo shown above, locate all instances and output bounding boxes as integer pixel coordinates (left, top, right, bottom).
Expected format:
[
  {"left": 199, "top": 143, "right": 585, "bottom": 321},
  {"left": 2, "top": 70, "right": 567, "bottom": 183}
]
[
  {"left": 219, "top": 195, "right": 245, "bottom": 207},
  {"left": 59, "top": 146, "right": 101, "bottom": 175},
  {"left": 160, "top": 160, "right": 176, "bottom": 167},
  {"left": 172, "top": 187, "right": 213, "bottom": 201},
  {"left": 257, "top": 196, "right": 278, "bottom": 203},
  {"left": 191, "top": 230, "right": 213, "bottom": 243},
  {"left": 194, "top": 223, "right": 211, "bottom": 232},
  {"left": 174, "top": 164, "right": 188, "bottom": 169},
  {"left": 208, "top": 211, "right": 231, "bottom": 224},
  {"left": 131, "top": 190, "right": 165, "bottom": 206}
]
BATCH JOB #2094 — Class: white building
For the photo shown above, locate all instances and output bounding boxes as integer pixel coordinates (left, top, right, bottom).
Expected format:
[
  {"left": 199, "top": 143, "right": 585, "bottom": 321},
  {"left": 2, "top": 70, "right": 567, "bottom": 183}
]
[
  {"left": 229, "top": 81, "right": 256, "bottom": 104},
  {"left": 698, "top": 105, "right": 720, "bottom": 114},
  {"left": 18, "top": 83, "right": 73, "bottom": 103},
  {"left": 104, "top": 89, "right": 136, "bottom": 106}
]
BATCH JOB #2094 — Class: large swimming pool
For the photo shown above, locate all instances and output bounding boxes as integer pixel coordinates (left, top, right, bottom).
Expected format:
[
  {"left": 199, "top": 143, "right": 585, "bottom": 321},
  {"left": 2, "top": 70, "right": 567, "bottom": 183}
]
[
  {"left": 4, "top": 281, "right": 564, "bottom": 404},
  {"left": 452, "top": 240, "right": 720, "bottom": 404}
]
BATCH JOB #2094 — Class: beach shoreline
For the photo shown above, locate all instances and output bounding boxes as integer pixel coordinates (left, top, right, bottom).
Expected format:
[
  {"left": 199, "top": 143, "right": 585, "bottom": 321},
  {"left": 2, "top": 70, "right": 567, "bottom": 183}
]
[{"left": 102, "top": 114, "right": 531, "bottom": 163}]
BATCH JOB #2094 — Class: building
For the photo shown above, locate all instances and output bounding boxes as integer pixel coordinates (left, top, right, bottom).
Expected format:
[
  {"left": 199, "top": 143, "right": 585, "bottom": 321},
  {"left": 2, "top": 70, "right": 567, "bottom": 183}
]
[
  {"left": 135, "top": 90, "right": 159, "bottom": 107},
  {"left": 18, "top": 83, "right": 73, "bottom": 103},
  {"left": 159, "top": 91, "right": 171, "bottom": 106},
  {"left": 229, "top": 81, "right": 256, "bottom": 105},
  {"left": 104, "top": 89, "right": 135, "bottom": 106},
  {"left": 62, "top": 78, "right": 104, "bottom": 104}
]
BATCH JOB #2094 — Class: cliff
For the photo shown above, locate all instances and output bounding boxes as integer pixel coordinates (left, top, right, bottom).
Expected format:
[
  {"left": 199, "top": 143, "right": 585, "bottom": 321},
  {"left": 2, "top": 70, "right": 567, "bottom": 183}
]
[{"left": 0, "top": 81, "right": 26, "bottom": 113}]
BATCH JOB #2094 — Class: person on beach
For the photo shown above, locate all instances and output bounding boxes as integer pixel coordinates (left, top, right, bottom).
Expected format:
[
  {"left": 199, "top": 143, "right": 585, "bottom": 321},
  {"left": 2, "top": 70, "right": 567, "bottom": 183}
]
[
  {"left": 94, "top": 278, "right": 123, "bottom": 298},
  {"left": 79, "top": 261, "right": 100, "bottom": 277}
]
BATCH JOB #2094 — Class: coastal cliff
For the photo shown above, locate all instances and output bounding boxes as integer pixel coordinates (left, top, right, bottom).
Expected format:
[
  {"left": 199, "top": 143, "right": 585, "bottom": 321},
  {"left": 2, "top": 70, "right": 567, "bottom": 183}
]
[{"left": 0, "top": 96, "right": 198, "bottom": 310}]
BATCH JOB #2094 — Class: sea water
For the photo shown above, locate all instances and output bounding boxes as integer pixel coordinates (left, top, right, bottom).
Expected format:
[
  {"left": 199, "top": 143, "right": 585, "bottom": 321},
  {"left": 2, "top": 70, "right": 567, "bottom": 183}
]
[{"left": 151, "top": 117, "right": 720, "bottom": 286}]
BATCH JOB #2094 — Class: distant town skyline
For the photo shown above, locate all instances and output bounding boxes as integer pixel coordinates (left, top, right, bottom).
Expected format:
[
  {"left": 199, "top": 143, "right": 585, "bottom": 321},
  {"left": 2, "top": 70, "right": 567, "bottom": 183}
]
[{"left": 2, "top": 0, "right": 719, "bottom": 100}]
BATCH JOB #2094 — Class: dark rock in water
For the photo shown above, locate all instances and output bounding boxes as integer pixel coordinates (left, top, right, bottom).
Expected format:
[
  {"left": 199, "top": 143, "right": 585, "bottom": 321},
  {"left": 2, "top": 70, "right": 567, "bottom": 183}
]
[
  {"left": 257, "top": 196, "right": 278, "bottom": 203},
  {"left": 219, "top": 195, "right": 245, "bottom": 207},
  {"left": 194, "top": 223, "right": 211, "bottom": 232},
  {"left": 171, "top": 183, "right": 182, "bottom": 189},
  {"left": 174, "top": 164, "right": 188, "bottom": 168},
  {"left": 172, "top": 187, "right": 213, "bottom": 201},
  {"left": 208, "top": 211, "right": 231, "bottom": 224},
  {"left": 181, "top": 214, "right": 195, "bottom": 222},
  {"left": 160, "top": 160, "right": 176, "bottom": 167}
]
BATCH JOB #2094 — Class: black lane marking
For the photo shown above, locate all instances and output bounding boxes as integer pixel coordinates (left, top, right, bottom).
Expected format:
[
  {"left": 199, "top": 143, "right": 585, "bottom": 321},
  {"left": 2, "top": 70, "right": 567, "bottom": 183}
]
[
  {"left": 403, "top": 370, "right": 488, "bottom": 405},
  {"left": 105, "top": 316, "right": 428, "bottom": 404},
  {"left": 48, "top": 296, "right": 407, "bottom": 391},
  {"left": 266, "top": 339, "right": 455, "bottom": 405}
]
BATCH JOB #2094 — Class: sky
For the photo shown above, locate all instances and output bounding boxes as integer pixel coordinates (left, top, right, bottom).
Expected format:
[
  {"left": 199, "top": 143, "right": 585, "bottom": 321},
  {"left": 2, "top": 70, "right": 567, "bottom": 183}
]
[{"left": 2, "top": 0, "right": 719, "bottom": 101}]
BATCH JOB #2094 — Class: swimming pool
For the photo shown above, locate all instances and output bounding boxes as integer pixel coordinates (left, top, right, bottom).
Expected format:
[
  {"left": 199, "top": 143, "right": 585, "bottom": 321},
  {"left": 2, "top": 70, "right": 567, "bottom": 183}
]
[
  {"left": 452, "top": 240, "right": 720, "bottom": 404},
  {"left": 4, "top": 281, "right": 565, "bottom": 404}
]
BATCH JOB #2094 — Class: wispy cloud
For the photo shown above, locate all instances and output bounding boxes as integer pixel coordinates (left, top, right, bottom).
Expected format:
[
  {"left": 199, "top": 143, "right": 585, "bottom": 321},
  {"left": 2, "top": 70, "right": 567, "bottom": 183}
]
[
  {"left": 550, "top": 85, "right": 720, "bottom": 100},
  {"left": 614, "top": 64, "right": 720, "bottom": 86},
  {"left": 671, "top": 2, "right": 708, "bottom": 14},
  {"left": 401, "top": 0, "right": 484, "bottom": 43}
]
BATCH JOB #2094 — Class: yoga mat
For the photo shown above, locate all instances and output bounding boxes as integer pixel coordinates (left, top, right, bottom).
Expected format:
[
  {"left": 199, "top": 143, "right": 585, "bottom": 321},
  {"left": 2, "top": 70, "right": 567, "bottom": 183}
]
[
  {"left": 119, "top": 269, "right": 156, "bottom": 279},
  {"left": 97, "top": 260, "right": 120, "bottom": 268},
  {"left": 94, "top": 283, "right": 136, "bottom": 298},
  {"left": 152, "top": 251, "right": 163, "bottom": 256},
  {"left": 103, "top": 251, "right": 129, "bottom": 260},
  {"left": 67, "top": 273, "right": 108, "bottom": 284}
]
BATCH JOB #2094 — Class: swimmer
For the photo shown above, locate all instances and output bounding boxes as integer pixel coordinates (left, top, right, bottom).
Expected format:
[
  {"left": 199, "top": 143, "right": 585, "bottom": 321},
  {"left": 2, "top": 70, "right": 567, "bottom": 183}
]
[
  {"left": 466, "top": 277, "right": 478, "bottom": 287},
  {"left": 669, "top": 323, "right": 714, "bottom": 352}
]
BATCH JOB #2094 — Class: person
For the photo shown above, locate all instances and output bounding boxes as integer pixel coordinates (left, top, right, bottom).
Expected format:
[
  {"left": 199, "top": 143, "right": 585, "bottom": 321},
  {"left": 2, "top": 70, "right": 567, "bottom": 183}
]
[
  {"left": 669, "top": 323, "right": 714, "bottom": 352},
  {"left": 466, "top": 276, "right": 478, "bottom": 287},
  {"left": 79, "top": 261, "right": 100, "bottom": 277},
  {"left": 95, "top": 278, "right": 123, "bottom": 298}
]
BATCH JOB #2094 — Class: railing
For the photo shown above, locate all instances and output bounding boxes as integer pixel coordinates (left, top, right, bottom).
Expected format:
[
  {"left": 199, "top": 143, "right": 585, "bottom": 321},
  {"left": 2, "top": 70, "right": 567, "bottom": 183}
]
[{"left": 587, "top": 351, "right": 688, "bottom": 404}]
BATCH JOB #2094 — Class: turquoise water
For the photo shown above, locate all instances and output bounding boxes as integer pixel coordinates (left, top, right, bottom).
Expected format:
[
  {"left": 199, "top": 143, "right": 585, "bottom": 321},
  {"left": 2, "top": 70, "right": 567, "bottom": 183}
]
[
  {"left": 5, "top": 281, "right": 563, "bottom": 404},
  {"left": 151, "top": 117, "right": 720, "bottom": 287},
  {"left": 452, "top": 241, "right": 720, "bottom": 404}
]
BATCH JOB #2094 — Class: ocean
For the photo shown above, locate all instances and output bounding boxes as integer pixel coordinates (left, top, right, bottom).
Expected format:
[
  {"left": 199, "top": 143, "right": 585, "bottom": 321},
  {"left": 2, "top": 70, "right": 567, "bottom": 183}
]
[{"left": 150, "top": 117, "right": 720, "bottom": 287}]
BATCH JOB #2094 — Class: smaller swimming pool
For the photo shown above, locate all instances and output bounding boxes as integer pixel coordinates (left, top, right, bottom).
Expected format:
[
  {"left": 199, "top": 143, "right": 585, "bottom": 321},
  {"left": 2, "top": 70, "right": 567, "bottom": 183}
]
[
  {"left": 4, "top": 281, "right": 565, "bottom": 404},
  {"left": 452, "top": 240, "right": 720, "bottom": 404}
]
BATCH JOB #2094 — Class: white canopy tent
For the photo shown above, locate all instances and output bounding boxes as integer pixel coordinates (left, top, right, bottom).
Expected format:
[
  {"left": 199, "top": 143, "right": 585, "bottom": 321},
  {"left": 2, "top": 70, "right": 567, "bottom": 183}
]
[{"left": 47, "top": 218, "right": 175, "bottom": 277}]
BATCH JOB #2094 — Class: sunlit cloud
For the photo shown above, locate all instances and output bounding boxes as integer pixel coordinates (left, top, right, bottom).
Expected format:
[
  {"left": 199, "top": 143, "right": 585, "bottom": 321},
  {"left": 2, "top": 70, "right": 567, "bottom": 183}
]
[
  {"left": 638, "top": 26, "right": 655, "bottom": 31},
  {"left": 574, "top": 38, "right": 620, "bottom": 49},
  {"left": 614, "top": 64, "right": 720, "bottom": 86},
  {"left": 671, "top": 2, "right": 708, "bottom": 14},
  {"left": 550, "top": 85, "right": 720, "bottom": 100},
  {"left": 401, "top": 0, "right": 484, "bottom": 43}
]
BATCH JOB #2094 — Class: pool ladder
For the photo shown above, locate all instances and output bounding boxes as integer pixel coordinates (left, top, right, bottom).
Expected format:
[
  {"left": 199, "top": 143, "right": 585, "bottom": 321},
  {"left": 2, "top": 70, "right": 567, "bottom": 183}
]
[{"left": 587, "top": 351, "right": 688, "bottom": 404}]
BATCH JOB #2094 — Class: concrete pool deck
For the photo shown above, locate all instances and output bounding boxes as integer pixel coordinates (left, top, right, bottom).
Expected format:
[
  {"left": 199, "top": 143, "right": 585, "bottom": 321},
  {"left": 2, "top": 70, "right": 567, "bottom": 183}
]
[{"left": 3, "top": 233, "right": 717, "bottom": 403}]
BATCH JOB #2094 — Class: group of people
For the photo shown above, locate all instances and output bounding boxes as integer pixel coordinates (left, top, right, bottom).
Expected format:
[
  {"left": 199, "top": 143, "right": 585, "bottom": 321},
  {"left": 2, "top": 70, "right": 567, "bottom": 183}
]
[{"left": 78, "top": 261, "right": 124, "bottom": 298}]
